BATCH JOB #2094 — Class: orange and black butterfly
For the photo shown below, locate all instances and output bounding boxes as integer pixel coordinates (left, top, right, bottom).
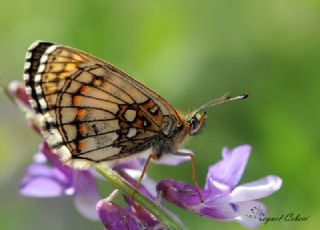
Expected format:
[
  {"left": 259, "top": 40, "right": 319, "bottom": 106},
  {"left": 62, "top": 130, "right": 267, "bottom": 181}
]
[{"left": 23, "top": 41, "right": 248, "bottom": 199}]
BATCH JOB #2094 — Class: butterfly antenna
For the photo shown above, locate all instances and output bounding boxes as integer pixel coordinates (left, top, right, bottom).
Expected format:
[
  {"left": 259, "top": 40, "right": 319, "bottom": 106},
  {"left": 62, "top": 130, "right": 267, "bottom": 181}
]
[{"left": 192, "top": 92, "right": 249, "bottom": 116}]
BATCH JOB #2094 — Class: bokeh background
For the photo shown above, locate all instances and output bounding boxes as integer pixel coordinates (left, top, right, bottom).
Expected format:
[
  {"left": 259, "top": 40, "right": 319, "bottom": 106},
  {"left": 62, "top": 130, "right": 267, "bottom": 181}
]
[{"left": 0, "top": 0, "right": 319, "bottom": 229}]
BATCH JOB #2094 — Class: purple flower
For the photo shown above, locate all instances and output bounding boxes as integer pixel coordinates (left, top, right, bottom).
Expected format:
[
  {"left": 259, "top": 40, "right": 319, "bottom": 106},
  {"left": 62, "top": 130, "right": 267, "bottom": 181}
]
[
  {"left": 99, "top": 151, "right": 192, "bottom": 229},
  {"left": 7, "top": 81, "right": 190, "bottom": 224},
  {"left": 6, "top": 81, "right": 100, "bottom": 219},
  {"left": 97, "top": 198, "right": 169, "bottom": 230},
  {"left": 7, "top": 81, "right": 282, "bottom": 229},
  {"left": 113, "top": 149, "right": 193, "bottom": 201},
  {"left": 157, "top": 145, "right": 282, "bottom": 229},
  {"left": 97, "top": 199, "right": 150, "bottom": 230},
  {"left": 96, "top": 154, "right": 191, "bottom": 229},
  {"left": 20, "top": 141, "right": 101, "bottom": 220},
  {"left": 6, "top": 81, "right": 42, "bottom": 133}
]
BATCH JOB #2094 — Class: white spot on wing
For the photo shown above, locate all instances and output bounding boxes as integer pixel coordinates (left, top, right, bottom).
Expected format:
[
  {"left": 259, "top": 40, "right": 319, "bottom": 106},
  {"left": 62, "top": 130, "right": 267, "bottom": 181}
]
[
  {"left": 154, "top": 99, "right": 170, "bottom": 116},
  {"left": 124, "top": 109, "right": 136, "bottom": 122},
  {"left": 28, "top": 41, "right": 40, "bottom": 51},
  {"left": 127, "top": 128, "right": 137, "bottom": 138},
  {"left": 43, "top": 112, "right": 54, "bottom": 123},
  {"left": 150, "top": 106, "right": 158, "bottom": 113},
  {"left": 34, "top": 74, "right": 42, "bottom": 83},
  {"left": 143, "top": 120, "right": 147, "bottom": 127},
  {"left": 55, "top": 145, "right": 72, "bottom": 162},
  {"left": 38, "top": 64, "right": 45, "bottom": 73},
  {"left": 38, "top": 116, "right": 46, "bottom": 127},
  {"left": 25, "top": 52, "right": 32, "bottom": 59},
  {"left": 24, "top": 62, "right": 31, "bottom": 70},
  {"left": 45, "top": 45, "right": 57, "bottom": 55},
  {"left": 35, "top": 85, "right": 42, "bottom": 94},
  {"left": 40, "top": 54, "right": 48, "bottom": 64},
  {"left": 47, "top": 128, "right": 63, "bottom": 145},
  {"left": 38, "top": 98, "right": 47, "bottom": 109},
  {"left": 65, "top": 159, "right": 92, "bottom": 169},
  {"left": 23, "top": 73, "right": 29, "bottom": 81}
]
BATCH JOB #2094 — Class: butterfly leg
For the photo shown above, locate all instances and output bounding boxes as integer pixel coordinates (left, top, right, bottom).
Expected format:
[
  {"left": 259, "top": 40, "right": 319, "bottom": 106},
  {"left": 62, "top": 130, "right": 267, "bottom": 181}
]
[
  {"left": 131, "top": 154, "right": 154, "bottom": 199},
  {"left": 172, "top": 150, "right": 204, "bottom": 202}
]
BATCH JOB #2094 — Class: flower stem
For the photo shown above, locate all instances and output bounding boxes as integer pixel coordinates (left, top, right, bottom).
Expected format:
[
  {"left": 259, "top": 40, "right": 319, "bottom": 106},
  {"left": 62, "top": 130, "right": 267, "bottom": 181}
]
[{"left": 94, "top": 164, "right": 184, "bottom": 230}]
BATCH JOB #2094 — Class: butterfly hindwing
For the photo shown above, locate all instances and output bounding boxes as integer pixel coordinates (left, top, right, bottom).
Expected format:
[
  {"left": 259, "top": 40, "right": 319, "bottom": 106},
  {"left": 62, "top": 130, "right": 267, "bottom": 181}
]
[{"left": 24, "top": 41, "right": 182, "bottom": 166}]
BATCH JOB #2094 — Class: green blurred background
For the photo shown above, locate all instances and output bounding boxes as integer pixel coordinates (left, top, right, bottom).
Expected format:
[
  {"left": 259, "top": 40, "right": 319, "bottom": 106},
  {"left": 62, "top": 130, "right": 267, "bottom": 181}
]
[{"left": 0, "top": 0, "right": 319, "bottom": 229}]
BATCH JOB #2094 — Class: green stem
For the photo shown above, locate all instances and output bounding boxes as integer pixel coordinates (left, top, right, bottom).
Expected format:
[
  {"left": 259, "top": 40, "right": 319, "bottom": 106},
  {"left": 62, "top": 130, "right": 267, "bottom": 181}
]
[{"left": 94, "top": 164, "right": 184, "bottom": 230}]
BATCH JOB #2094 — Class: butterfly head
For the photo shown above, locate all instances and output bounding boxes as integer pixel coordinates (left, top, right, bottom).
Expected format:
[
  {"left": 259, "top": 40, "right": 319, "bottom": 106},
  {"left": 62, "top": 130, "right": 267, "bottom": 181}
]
[
  {"left": 187, "top": 93, "right": 249, "bottom": 136},
  {"left": 188, "top": 112, "right": 207, "bottom": 136}
]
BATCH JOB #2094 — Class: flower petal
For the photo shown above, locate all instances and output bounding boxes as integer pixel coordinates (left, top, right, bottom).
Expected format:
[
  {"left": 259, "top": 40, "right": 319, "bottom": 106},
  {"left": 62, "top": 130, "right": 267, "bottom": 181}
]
[
  {"left": 20, "top": 163, "right": 70, "bottom": 197},
  {"left": 234, "top": 201, "right": 266, "bottom": 229},
  {"left": 7, "top": 81, "right": 30, "bottom": 108},
  {"left": 153, "top": 149, "right": 192, "bottom": 166},
  {"left": 225, "top": 176, "right": 282, "bottom": 203},
  {"left": 123, "top": 196, "right": 161, "bottom": 228},
  {"left": 20, "top": 177, "right": 65, "bottom": 197},
  {"left": 73, "top": 171, "right": 101, "bottom": 220},
  {"left": 157, "top": 180, "right": 210, "bottom": 208},
  {"left": 206, "top": 145, "right": 251, "bottom": 190},
  {"left": 97, "top": 199, "right": 143, "bottom": 230},
  {"left": 157, "top": 180, "right": 239, "bottom": 220},
  {"left": 114, "top": 158, "right": 146, "bottom": 171},
  {"left": 6, "top": 81, "right": 41, "bottom": 132},
  {"left": 33, "top": 152, "right": 47, "bottom": 164},
  {"left": 198, "top": 203, "right": 238, "bottom": 220},
  {"left": 40, "top": 142, "right": 73, "bottom": 179}
]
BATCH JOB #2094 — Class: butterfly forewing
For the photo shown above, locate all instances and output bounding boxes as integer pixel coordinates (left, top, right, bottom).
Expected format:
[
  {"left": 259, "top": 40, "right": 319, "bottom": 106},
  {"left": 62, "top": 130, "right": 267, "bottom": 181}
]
[{"left": 24, "top": 41, "right": 183, "bottom": 166}]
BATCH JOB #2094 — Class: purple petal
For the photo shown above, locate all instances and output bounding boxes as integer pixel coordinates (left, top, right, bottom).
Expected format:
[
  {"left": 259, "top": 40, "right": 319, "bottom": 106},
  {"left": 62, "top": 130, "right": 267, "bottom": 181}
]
[
  {"left": 198, "top": 203, "right": 238, "bottom": 220},
  {"left": 234, "top": 201, "right": 266, "bottom": 229},
  {"left": 153, "top": 149, "right": 192, "bottom": 166},
  {"left": 73, "top": 171, "right": 101, "bottom": 220},
  {"left": 157, "top": 180, "right": 211, "bottom": 208},
  {"left": 7, "top": 81, "right": 30, "bottom": 108},
  {"left": 157, "top": 180, "right": 239, "bottom": 220},
  {"left": 97, "top": 199, "right": 143, "bottom": 230},
  {"left": 33, "top": 152, "right": 47, "bottom": 164},
  {"left": 20, "top": 177, "right": 65, "bottom": 197},
  {"left": 206, "top": 145, "right": 251, "bottom": 190},
  {"left": 40, "top": 142, "right": 73, "bottom": 179},
  {"left": 123, "top": 196, "right": 161, "bottom": 228},
  {"left": 114, "top": 158, "right": 146, "bottom": 171},
  {"left": 123, "top": 194, "right": 179, "bottom": 229},
  {"left": 6, "top": 81, "right": 41, "bottom": 133},
  {"left": 20, "top": 163, "right": 70, "bottom": 197},
  {"left": 226, "top": 176, "right": 282, "bottom": 203}
]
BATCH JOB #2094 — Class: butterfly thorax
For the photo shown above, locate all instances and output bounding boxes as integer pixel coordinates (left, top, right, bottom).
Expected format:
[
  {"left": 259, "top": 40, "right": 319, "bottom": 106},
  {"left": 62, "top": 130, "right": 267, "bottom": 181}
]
[{"left": 149, "top": 116, "right": 190, "bottom": 159}]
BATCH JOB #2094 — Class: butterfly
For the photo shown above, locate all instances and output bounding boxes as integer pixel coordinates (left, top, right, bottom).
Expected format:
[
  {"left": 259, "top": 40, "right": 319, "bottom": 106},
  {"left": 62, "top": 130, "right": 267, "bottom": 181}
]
[{"left": 23, "top": 41, "right": 248, "bottom": 200}]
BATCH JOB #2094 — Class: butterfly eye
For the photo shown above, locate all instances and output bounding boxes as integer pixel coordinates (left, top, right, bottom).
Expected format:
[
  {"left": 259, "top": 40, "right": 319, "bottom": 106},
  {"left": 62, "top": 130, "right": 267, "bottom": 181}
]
[
  {"left": 190, "top": 118, "right": 198, "bottom": 130},
  {"left": 189, "top": 113, "right": 206, "bottom": 136}
]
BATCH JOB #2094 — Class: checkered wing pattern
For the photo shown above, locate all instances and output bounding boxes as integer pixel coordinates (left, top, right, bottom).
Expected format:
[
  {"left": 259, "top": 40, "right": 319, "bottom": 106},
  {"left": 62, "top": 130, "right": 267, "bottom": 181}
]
[{"left": 24, "top": 41, "right": 182, "bottom": 167}]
